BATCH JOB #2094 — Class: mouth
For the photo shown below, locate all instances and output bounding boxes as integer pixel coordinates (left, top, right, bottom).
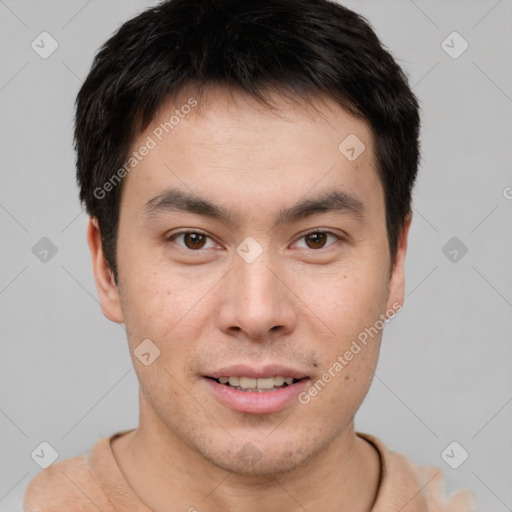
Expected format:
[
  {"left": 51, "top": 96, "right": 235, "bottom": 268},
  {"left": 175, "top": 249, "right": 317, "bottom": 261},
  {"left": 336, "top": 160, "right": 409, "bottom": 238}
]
[
  {"left": 203, "top": 366, "right": 310, "bottom": 414},
  {"left": 206, "top": 375, "right": 306, "bottom": 392}
]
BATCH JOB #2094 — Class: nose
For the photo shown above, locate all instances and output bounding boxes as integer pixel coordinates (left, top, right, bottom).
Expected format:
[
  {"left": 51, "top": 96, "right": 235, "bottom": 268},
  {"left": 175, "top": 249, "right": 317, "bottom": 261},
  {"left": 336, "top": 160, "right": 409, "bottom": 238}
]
[{"left": 216, "top": 248, "right": 297, "bottom": 342}]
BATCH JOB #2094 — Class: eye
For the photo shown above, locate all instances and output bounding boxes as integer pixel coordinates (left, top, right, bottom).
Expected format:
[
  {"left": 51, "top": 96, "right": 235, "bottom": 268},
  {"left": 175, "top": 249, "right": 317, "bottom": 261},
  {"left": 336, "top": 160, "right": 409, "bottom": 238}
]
[
  {"left": 167, "top": 230, "right": 218, "bottom": 251},
  {"left": 293, "top": 230, "right": 341, "bottom": 250}
]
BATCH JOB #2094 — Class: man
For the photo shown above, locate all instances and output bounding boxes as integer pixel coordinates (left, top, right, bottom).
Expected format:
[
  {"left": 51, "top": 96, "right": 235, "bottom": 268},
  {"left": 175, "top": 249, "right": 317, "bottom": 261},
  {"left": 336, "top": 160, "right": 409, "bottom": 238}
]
[{"left": 23, "top": 0, "right": 476, "bottom": 510}]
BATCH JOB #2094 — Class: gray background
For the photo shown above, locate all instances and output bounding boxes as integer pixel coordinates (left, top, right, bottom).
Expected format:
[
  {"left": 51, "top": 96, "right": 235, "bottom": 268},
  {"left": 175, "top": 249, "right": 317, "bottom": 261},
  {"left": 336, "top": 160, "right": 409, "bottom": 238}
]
[{"left": 1, "top": 0, "right": 511, "bottom": 510}]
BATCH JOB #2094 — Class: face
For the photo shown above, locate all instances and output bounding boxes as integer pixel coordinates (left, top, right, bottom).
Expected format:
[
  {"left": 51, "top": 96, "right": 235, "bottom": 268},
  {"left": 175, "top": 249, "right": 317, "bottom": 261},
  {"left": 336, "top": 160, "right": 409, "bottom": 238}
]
[{"left": 89, "top": 85, "right": 410, "bottom": 475}]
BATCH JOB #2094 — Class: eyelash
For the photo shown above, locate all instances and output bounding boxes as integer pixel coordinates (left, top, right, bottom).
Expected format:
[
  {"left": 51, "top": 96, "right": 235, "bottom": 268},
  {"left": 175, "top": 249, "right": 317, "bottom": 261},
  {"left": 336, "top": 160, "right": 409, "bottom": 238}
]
[{"left": 166, "top": 229, "right": 342, "bottom": 252}]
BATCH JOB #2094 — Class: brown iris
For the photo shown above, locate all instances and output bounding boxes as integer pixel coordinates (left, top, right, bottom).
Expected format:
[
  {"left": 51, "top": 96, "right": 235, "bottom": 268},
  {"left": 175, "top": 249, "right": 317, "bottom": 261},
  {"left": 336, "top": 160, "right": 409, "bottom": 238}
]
[
  {"left": 183, "top": 232, "right": 207, "bottom": 250},
  {"left": 304, "top": 232, "right": 328, "bottom": 249}
]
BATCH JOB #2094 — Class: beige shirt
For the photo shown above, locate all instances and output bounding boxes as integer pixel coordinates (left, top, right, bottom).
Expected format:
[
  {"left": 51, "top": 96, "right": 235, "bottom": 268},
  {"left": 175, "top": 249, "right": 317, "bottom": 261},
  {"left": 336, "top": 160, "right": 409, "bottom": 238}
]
[{"left": 23, "top": 430, "right": 476, "bottom": 512}]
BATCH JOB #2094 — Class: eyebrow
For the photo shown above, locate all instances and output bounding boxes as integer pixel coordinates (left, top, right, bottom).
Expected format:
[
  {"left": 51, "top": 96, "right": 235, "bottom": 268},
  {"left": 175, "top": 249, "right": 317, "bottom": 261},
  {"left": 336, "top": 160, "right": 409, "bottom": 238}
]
[{"left": 143, "top": 187, "right": 365, "bottom": 228}]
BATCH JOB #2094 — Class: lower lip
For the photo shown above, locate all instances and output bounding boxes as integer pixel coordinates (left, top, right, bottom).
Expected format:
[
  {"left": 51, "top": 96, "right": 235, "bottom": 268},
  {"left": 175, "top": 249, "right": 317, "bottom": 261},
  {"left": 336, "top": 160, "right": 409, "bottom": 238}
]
[{"left": 204, "top": 378, "right": 310, "bottom": 414}]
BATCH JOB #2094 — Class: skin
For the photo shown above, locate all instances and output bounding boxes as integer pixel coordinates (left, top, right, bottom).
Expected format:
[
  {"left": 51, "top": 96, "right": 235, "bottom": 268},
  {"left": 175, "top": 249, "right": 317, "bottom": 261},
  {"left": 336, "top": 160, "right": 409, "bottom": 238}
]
[{"left": 88, "top": 84, "right": 411, "bottom": 512}]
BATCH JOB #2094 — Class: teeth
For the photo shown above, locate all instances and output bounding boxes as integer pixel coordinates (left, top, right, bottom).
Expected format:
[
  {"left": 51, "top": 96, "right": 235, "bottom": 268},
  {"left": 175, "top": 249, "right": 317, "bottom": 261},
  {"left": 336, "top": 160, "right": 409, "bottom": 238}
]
[
  {"left": 273, "top": 376, "right": 285, "bottom": 386},
  {"left": 256, "top": 377, "right": 275, "bottom": 389},
  {"left": 228, "top": 376, "right": 240, "bottom": 386},
  {"left": 217, "top": 376, "right": 297, "bottom": 390},
  {"left": 238, "top": 377, "right": 256, "bottom": 388}
]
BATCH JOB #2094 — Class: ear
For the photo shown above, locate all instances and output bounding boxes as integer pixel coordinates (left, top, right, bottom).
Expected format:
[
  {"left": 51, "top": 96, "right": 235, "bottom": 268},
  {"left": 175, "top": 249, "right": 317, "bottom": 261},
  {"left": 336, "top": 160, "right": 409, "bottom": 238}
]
[
  {"left": 86, "top": 217, "right": 124, "bottom": 323},
  {"left": 386, "top": 213, "right": 412, "bottom": 313}
]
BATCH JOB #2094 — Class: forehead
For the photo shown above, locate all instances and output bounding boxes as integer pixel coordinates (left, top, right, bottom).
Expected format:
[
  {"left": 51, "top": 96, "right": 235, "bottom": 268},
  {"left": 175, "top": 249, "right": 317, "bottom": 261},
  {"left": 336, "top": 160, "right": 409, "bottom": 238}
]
[{"left": 119, "top": 84, "right": 381, "bottom": 218}]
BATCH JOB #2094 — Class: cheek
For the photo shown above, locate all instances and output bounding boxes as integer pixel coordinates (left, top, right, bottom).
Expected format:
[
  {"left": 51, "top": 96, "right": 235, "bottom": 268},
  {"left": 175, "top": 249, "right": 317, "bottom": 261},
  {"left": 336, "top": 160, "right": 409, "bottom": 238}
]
[
  {"left": 119, "top": 248, "right": 187, "bottom": 323},
  {"left": 296, "top": 263, "right": 388, "bottom": 396},
  {"left": 120, "top": 275, "right": 207, "bottom": 398},
  {"left": 119, "top": 265, "right": 217, "bottom": 363},
  {"left": 304, "top": 263, "right": 389, "bottom": 331}
]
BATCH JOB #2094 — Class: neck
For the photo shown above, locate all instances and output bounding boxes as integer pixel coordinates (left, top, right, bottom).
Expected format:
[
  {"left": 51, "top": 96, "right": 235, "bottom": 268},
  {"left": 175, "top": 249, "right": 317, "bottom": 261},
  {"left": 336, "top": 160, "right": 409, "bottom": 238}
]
[{"left": 112, "top": 396, "right": 381, "bottom": 512}]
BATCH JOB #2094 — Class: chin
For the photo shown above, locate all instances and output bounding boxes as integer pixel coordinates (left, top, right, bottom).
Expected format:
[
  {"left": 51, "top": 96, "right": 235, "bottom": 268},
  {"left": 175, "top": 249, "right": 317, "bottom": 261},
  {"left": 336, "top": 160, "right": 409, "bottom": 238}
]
[{"left": 196, "top": 435, "right": 316, "bottom": 476}]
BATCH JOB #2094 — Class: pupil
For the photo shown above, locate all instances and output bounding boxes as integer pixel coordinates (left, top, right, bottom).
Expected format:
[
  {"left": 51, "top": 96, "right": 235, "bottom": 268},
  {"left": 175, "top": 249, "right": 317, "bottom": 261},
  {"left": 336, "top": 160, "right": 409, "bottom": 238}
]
[
  {"left": 307, "top": 232, "right": 326, "bottom": 249},
  {"left": 185, "top": 233, "right": 206, "bottom": 249}
]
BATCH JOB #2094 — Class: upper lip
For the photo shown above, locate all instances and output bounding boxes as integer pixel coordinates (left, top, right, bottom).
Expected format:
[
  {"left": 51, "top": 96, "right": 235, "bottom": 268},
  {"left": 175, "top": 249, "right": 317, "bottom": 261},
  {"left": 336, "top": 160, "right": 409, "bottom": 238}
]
[{"left": 206, "top": 364, "right": 309, "bottom": 380}]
